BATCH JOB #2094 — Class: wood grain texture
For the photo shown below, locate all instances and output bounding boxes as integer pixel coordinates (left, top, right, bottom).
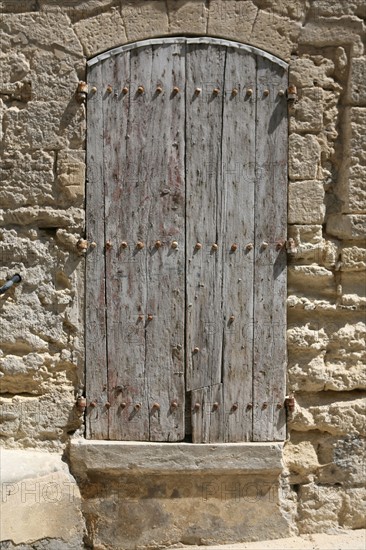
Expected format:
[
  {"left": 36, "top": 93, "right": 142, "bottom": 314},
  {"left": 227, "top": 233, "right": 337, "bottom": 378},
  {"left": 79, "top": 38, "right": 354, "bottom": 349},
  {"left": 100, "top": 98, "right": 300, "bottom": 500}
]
[
  {"left": 185, "top": 44, "right": 226, "bottom": 394},
  {"left": 85, "top": 61, "right": 109, "bottom": 439},
  {"left": 252, "top": 56, "right": 287, "bottom": 441},
  {"left": 221, "top": 48, "right": 256, "bottom": 442}
]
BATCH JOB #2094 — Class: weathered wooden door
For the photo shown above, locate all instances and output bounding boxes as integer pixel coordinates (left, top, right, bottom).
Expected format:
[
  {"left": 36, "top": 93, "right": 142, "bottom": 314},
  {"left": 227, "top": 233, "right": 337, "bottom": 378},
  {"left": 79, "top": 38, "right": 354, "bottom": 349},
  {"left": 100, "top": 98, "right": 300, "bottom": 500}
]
[{"left": 86, "top": 38, "right": 288, "bottom": 443}]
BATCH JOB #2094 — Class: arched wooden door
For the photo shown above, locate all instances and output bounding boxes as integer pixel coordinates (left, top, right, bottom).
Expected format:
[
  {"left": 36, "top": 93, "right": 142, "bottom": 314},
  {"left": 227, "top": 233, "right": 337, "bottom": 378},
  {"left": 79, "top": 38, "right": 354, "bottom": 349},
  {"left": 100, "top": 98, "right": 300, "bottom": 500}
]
[{"left": 85, "top": 38, "right": 288, "bottom": 443}]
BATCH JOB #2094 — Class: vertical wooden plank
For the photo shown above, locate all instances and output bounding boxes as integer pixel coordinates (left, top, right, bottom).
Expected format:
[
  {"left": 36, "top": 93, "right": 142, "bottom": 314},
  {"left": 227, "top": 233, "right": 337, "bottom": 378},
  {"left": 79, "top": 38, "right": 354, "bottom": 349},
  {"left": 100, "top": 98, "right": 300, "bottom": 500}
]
[
  {"left": 191, "top": 384, "right": 223, "bottom": 443},
  {"left": 85, "top": 61, "right": 109, "bottom": 439},
  {"left": 144, "top": 43, "right": 186, "bottom": 441},
  {"left": 185, "top": 44, "right": 226, "bottom": 400},
  {"left": 221, "top": 48, "right": 256, "bottom": 442},
  {"left": 253, "top": 57, "right": 288, "bottom": 441}
]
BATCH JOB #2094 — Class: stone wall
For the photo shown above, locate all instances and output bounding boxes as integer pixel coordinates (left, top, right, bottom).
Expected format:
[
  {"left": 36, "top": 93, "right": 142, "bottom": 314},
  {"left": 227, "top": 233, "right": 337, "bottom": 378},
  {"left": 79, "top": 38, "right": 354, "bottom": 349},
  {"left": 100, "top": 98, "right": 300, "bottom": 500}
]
[{"left": 0, "top": 0, "right": 365, "bottom": 548}]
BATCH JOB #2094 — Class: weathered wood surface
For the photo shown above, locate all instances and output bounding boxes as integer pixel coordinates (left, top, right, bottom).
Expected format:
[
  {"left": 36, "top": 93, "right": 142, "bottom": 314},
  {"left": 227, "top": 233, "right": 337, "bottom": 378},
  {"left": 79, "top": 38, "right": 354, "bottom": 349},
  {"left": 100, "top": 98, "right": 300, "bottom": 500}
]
[
  {"left": 252, "top": 56, "right": 287, "bottom": 441},
  {"left": 85, "top": 61, "right": 108, "bottom": 439},
  {"left": 221, "top": 48, "right": 256, "bottom": 442},
  {"left": 185, "top": 44, "right": 226, "bottom": 396}
]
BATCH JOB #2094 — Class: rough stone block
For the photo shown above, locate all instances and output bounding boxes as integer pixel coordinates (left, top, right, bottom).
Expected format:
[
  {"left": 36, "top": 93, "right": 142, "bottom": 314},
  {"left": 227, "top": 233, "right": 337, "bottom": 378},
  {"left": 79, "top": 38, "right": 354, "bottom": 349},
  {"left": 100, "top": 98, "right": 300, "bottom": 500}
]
[
  {"left": 0, "top": 449, "right": 85, "bottom": 546},
  {"left": 73, "top": 8, "right": 127, "bottom": 57},
  {"left": 289, "top": 135, "right": 321, "bottom": 181},
  {"left": 289, "top": 87, "right": 323, "bottom": 133},
  {"left": 288, "top": 180, "right": 325, "bottom": 224},
  {"left": 341, "top": 246, "right": 366, "bottom": 271},
  {"left": 349, "top": 57, "right": 366, "bottom": 105},
  {"left": 167, "top": 0, "right": 208, "bottom": 34},
  {"left": 309, "top": 0, "right": 366, "bottom": 18},
  {"left": 327, "top": 214, "right": 366, "bottom": 240},
  {"left": 289, "top": 56, "right": 335, "bottom": 89},
  {"left": 121, "top": 1, "right": 169, "bottom": 42},
  {"left": 3, "top": 101, "right": 85, "bottom": 151},
  {"left": 289, "top": 394, "right": 366, "bottom": 436},
  {"left": 288, "top": 266, "right": 335, "bottom": 298},
  {"left": 283, "top": 440, "right": 319, "bottom": 483},
  {"left": 250, "top": 10, "right": 301, "bottom": 60},
  {"left": 57, "top": 150, "right": 85, "bottom": 206},
  {"left": 287, "top": 224, "right": 323, "bottom": 245},
  {"left": 208, "top": 0, "right": 257, "bottom": 43},
  {"left": 298, "top": 16, "right": 364, "bottom": 56}
]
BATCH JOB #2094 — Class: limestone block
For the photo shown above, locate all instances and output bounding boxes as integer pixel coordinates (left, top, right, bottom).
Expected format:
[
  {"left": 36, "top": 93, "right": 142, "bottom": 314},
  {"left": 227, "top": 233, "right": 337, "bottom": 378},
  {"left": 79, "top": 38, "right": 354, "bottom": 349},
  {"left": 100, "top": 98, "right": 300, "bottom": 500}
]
[
  {"left": 350, "top": 107, "right": 366, "bottom": 165},
  {"left": 283, "top": 440, "right": 319, "bottom": 482},
  {"left": 289, "top": 394, "right": 366, "bottom": 436},
  {"left": 341, "top": 272, "right": 366, "bottom": 300},
  {"left": 287, "top": 324, "right": 328, "bottom": 351},
  {"left": 348, "top": 164, "right": 366, "bottom": 213},
  {"left": 250, "top": 10, "right": 301, "bottom": 60},
  {"left": 0, "top": 149, "right": 55, "bottom": 208},
  {"left": 288, "top": 180, "right": 325, "bottom": 224},
  {"left": 57, "top": 150, "right": 85, "bottom": 205},
  {"left": 341, "top": 246, "right": 366, "bottom": 271},
  {"left": 309, "top": 0, "right": 366, "bottom": 18},
  {"left": 297, "top": 485, "right": 366, "bottom": 533},
  {"left": 327, "top": 214, "right": 366, "bottom": 240},
  {"left": 289, "top": 87, "right": 323, "bottom": 133},
  {"left": 298, "top": 16, "right": 364, "bottom": 56},
  {"left": 289, "top": 135, "right": 321, "bottom": 181},
  {"left": 0, "top": 206, "right": 85, "bottom": 229},
  {"left": 208, "top": 0, "right": 257, "bottom": 43},
  {"left": 288, "top": 265, "right": 335, "bottom": 298},
  {"left": 0, "top": 449, "right": 85, "bottom": 546},
  {"left": 349, "top": 57, "right": 366, "bottom": 105},
  {"left": 0, "top": 52, "right": 30, "bottom": 95},
  {"left": 287, "top": 225, "right": 323, "bottom": 245},
  {"left": 121, "top": 1, "right": 169, "bottom": 42},
  {"left": 73, "top": 8, "right": 127, "bottom": 57},
  {"left": 2, "top": 11, "right": 83, "bottom": 54},
  {"left": 289, "top": 56, "right": 335, "bottom": 89},
  {"left": 3, "top": 101, "right": 85, "bottom": 151},
  {"left": 248, "top": 0, "right": 308, "bottom": 20},
  {"left": 167, "top": 0, "right": 208, "bottom": 34},
  {"left": 317, "top": 434, "right": 366, "bottom": 486}
]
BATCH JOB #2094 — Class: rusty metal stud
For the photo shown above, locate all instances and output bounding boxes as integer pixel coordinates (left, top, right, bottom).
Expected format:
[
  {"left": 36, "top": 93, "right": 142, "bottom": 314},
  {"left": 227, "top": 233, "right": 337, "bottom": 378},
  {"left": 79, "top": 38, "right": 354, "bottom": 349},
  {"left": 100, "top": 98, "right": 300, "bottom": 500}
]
[
  {"left": 134, "top": 402, "right": 142, "bottom": 411},
  {"left": 105, "top": 402, "right": 111, "bottom": 409},
  {"left": 138, "top": 314, "right": 144, "bottom": 322},
  {"left": 261, "top": 241, "right": 269, "bottom": 248},
  {"left": 276, "top": 239, "right": 285, "bottom": 250},
  {"left": 147, "top": 314, "right": 153, "bottom": 321},
  {"left": 195, "top": 242, "right": 202, "bottom": 250},
  {"left": 106, "top": 85, "right": 113, "bottom": 93},
  {"left": 262, "top": 402, "right": 268, "bottom": 410},
  {"left": 231, "top": 88, "right": 238, "bottom": 96},
  {"left": 156, "top": 85, "right": 163, "bottom": 94},
  {"left": 170, "top": 400, "right": 178, "bottom": 409},
  {"left": 122, "top": 86, "right": 129, "bottom": 94},
  {"left": 277, "top": 403, "right": 283, "bottom": 409},
  {"left": 246, "top": 88, "right": 253, "bottom": 96},
  {"left": 213, "top": 88, "right": 220, "bottom": 95},
  {"left": 76, "top": 81, "right": 88, "bottom": 103},
  {"left": 90, "top": 241, "right": 97, "bottom": 249},
  {"left": 194, "top": 87, "right": 201, "bottom": 95},
  {"left": 136, "top": 241, "right": 144, "bottom": 250},
  {"left": 231, "top": 243, "right": 238, "bottom": 252},
  {"left": 171, "top": 241, "right": 178, "bottom": 249},
  {"left": 120, "top": 402, "right": 127, "bottom": 409},
  {"left": 193, "top": 347, "right": 200, "bottom": 354},
  {"left": 76, "top": 239, "right": 88, "bottom": 254},
  {"left": 193, "top": 402, "right": 201, "bottom": 411},
  {"left": 287, "top": 85, "right": 298, "bottom": 103},
  {"left": 285, "top": 395, "right": 295, "bottom": 413},
  {"left": 231, "top": 402, "right": 239, "bottom": 412},
  {"left": 229, "top": 315, "right": 235, "bottom": 323},
  {"left": 246, "top": 243, "right": 254, "bottom": 251},
  {"left": 263, "top": 89, "right": 270, "bottom": 97},
  {"left": 246, "top": 403, "right": 253, "bottom": 410},
  {"left": 212, "top": 402, "right": 219, "bottom": 411},
  {"left": 121, "top": 241, "right": 128, "bottom": 248},
  {"left": 211, "top": 243, "right": 218, "bottom": 251},
  {"left": 278, "top": 89, "right": 285, "bottom": 97},
  {"left": 137, "top": 85, "right": 144, "bottom": 94},
  {"left": 152, "top": 402, "right": 161, "bottom": 411},
  {"left": 155, "top": 240, "right": 162, "bottom": 248},
  {"left": 172, "top": 86, "right": 180, "bottom": 94},
  {"left": 105, "top": 241, "right": 112, "bottom": 250},
  {"left": 90, "top": 401, "right": 97, "bottom": 408},
  {"left": 77, "top": 397, "right": 87, "bottom": 410},
  {"left": 91, "top": 86, "right": 97, "bottom": 94}
]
